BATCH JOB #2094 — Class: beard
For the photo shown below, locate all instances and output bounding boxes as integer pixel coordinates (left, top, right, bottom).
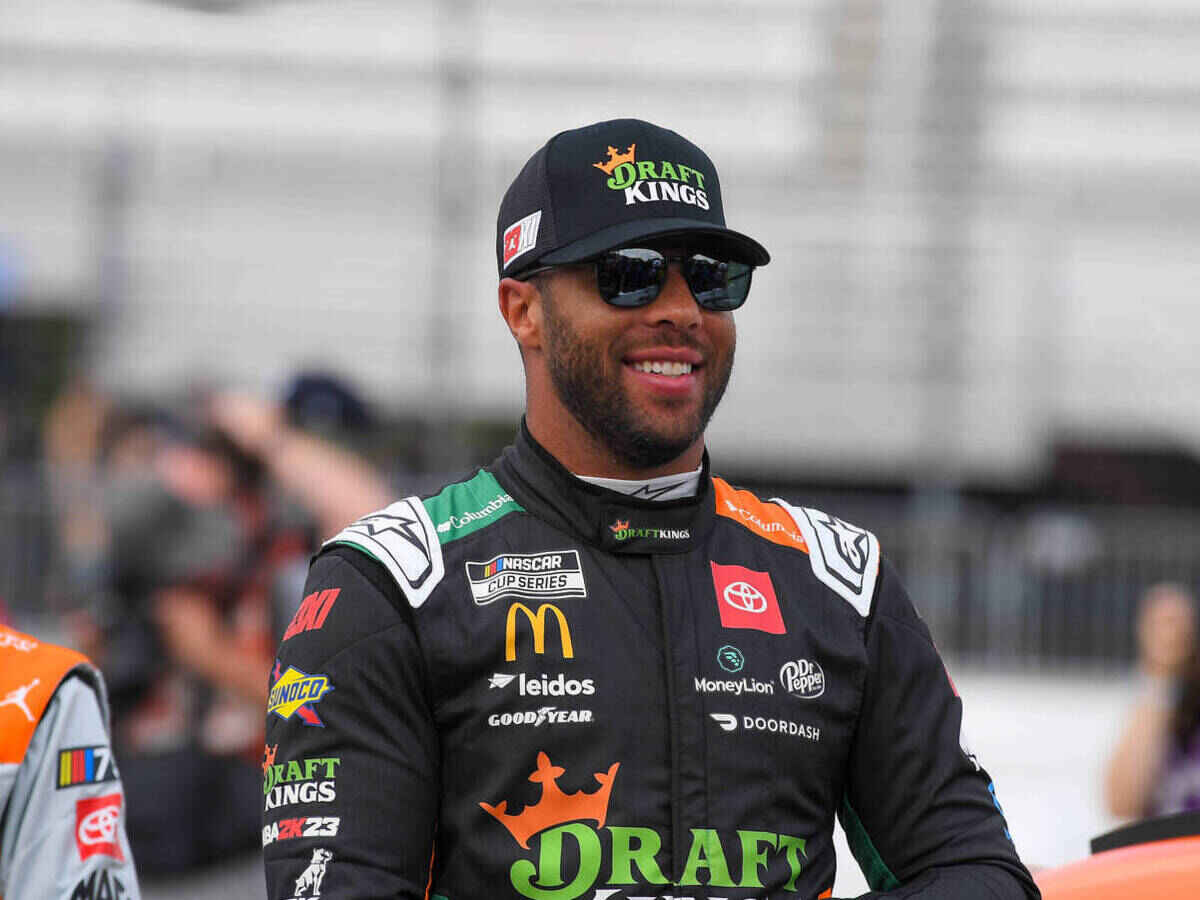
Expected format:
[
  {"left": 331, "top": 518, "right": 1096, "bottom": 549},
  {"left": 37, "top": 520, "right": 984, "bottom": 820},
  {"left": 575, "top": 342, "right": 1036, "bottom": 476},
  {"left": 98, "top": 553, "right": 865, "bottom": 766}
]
[{"left": 540, "top": 288, "right": 734, "bottom": 470}]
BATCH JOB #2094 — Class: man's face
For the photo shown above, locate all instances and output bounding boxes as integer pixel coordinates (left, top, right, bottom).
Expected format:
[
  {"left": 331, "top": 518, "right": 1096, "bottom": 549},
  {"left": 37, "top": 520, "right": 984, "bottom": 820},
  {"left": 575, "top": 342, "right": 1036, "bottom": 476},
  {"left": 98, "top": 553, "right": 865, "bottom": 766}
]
[{"left": 537, "top": 252, "right": 736, "bottom": 469}]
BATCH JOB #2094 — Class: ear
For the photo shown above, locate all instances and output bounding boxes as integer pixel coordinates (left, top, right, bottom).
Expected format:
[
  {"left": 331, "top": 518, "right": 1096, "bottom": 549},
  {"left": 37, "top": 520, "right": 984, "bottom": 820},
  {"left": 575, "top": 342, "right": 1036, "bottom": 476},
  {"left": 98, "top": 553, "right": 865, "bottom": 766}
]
[{"left": 498, "top": 277, "right": 544, "bottom": 353}]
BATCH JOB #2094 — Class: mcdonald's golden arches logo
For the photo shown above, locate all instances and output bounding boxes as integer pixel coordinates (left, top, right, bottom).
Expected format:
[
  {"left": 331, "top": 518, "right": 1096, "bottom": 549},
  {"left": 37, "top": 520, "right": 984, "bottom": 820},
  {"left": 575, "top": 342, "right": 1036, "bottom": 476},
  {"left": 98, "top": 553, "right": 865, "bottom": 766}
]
[{"left": 505, "top": 603, "right": 574, "bottom": 662}]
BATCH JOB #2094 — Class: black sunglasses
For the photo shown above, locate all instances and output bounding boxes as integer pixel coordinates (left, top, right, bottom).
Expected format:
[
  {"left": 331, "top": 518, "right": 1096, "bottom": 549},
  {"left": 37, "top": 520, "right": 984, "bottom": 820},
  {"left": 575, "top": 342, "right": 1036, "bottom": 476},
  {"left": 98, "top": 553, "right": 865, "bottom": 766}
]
[{"left": 518, "top": 248, "right": 754, "bottom": 311}]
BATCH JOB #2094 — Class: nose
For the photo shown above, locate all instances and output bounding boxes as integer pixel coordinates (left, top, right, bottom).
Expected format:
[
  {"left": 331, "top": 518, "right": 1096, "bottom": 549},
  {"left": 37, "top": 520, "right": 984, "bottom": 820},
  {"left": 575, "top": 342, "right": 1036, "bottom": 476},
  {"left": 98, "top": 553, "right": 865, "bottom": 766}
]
[{"left": 643, "top": 264, "right": 702, "bottom": 329}]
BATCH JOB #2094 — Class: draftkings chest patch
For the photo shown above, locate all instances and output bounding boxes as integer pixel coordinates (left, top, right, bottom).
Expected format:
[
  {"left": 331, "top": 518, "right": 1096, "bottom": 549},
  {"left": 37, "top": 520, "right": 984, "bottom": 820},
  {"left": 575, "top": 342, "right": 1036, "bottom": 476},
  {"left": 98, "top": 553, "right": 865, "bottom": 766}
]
[{"left": 466, "top": 550, "right": 587, "bottom": 605}]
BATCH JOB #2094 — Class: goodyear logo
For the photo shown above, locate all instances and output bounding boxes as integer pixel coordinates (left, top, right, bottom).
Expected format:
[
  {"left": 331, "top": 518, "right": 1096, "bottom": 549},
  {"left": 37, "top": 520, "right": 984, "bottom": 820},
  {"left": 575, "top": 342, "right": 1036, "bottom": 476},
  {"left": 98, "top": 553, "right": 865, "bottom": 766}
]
[
  {"left": 268, "top": 663, "right": 334, "bottom": 727},
  {"left": 505, "top": 602, "right": 574, "bottom": 662}
]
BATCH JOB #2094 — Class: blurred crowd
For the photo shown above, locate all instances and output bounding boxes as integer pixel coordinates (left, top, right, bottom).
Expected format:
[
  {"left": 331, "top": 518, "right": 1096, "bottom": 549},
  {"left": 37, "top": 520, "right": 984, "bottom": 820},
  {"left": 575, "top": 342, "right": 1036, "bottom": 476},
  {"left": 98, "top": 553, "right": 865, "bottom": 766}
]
[
  {"left": 28, "top": 373, "right": 391, "bottom": 876},
  {"left": 1105, "top": 583, "right": 1200, "bottom": 819}
]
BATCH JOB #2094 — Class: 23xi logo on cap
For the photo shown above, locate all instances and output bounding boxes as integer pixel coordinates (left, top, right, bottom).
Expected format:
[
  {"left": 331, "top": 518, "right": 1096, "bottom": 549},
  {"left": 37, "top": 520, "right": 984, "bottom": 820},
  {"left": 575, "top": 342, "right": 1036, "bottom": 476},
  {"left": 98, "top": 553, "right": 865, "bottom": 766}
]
[{"left": 711, "top": 562, "right": 785, "bottom": 634}]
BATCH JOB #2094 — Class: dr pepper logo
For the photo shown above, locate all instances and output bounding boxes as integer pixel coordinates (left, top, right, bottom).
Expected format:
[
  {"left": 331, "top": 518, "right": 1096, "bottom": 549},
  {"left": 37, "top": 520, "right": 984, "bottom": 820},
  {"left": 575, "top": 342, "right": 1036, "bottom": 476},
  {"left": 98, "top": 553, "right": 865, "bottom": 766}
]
[
  {"left": 711, "top": 562, "right": 786, "bottom": 634},
  {"left": 75, "top": 793, "right": 124, "bottom": 861}
]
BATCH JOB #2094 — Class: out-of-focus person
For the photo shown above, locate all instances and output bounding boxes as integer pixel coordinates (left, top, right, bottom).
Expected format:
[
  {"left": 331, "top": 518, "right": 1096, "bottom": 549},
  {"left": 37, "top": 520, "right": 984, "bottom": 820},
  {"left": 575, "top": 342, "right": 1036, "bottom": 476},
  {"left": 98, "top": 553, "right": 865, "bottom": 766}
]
[
  {"left": 207, "top": 377, "right": 391, "bottom": 542},
  {"left": 1105, "top": 582, "right": 1200, "bottom": 817},
  {"left": 0, "top": 622, "right": 140, "bottom": 899}
]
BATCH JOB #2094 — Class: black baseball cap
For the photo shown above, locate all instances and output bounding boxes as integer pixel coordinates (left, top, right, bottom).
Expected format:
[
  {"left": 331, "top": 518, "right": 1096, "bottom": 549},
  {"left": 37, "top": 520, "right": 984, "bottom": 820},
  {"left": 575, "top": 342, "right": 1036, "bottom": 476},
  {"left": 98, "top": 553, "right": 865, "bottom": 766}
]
[{"left": 496, "top": 118, "right": 770, "bottom": 278}]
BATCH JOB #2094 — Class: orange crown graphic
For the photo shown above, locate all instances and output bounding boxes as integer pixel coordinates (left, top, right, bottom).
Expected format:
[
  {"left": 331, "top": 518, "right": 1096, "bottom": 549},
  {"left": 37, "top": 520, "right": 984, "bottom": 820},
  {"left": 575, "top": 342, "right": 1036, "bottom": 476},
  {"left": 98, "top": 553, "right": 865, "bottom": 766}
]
[
  {"left": 610, "top": 519, "right": 630, "bottom": 534},
  {"left": 480, "top": 751, "right": 620, "bottom": 849},
  {"left": 592, "top": 143, "right": 636, "bottom": 175},
  {"left": 262, "top": 743, "right": 278, "bottom": 776}
]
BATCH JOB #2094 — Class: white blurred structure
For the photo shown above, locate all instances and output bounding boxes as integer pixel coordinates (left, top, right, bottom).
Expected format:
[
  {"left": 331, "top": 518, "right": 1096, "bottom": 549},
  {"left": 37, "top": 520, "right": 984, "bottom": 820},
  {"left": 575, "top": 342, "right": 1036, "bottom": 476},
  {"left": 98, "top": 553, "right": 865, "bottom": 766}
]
[{"left": 3, "top": 0, "right": 1200, "bottom": 482}]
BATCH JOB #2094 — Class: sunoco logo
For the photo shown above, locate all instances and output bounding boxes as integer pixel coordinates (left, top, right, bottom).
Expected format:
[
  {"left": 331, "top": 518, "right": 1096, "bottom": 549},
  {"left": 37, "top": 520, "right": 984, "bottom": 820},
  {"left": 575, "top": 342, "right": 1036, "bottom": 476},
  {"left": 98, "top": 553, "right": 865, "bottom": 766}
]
[{"left": 779, "top": 658, "right": 825, "bottom": 699}]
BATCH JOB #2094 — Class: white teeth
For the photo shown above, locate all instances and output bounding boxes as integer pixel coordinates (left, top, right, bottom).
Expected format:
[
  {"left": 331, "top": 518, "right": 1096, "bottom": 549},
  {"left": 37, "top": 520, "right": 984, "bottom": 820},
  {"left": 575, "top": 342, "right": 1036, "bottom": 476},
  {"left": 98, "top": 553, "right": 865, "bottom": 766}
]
[{"left": 633, "top": 361, "right": 693, "bottom": 376}]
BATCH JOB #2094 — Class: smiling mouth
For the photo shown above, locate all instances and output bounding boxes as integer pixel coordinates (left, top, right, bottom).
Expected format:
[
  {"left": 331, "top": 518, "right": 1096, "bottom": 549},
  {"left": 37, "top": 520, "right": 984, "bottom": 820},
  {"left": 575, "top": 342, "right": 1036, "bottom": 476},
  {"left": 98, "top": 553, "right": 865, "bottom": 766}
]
[{"left": 630, "top": 360, "right": 695, "bottom": 377}]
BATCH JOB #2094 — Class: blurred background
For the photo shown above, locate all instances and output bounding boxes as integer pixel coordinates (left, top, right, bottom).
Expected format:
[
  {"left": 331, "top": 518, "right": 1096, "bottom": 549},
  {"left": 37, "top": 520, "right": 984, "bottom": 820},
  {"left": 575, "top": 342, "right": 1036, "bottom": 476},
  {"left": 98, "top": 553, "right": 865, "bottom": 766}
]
[{"left": 3, "top": 0, "right": 1200, "bottom": 896}]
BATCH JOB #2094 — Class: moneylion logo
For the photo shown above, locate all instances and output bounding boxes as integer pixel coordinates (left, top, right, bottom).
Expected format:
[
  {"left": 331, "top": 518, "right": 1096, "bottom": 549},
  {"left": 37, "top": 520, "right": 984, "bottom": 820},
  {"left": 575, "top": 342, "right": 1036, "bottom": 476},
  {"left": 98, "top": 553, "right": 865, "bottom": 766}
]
[
  {"left": 505, "top": 602, "right": 574, "bottom": 662},
  {"left": 591, "top": 143, "right": 710, "bottom": 210}
]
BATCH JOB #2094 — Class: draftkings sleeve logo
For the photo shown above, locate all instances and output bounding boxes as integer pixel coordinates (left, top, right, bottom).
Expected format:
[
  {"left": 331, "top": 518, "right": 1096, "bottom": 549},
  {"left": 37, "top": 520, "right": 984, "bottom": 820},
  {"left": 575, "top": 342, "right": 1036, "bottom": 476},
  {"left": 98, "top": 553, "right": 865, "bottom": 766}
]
[
  {"left": 480, "top": 750, "right": 620, "bottom": 849},
  {"left": 57, "top": 745, "right": 120, "bottom": 789},
  {"left": 268, "top": 661, "right": 334, "bottom": 726},
  {"left": 75, "top": 793, "right": 124, "bottom": 861},
  {"left": 283, "top": 589, "right": 340, "bottom": 641}
]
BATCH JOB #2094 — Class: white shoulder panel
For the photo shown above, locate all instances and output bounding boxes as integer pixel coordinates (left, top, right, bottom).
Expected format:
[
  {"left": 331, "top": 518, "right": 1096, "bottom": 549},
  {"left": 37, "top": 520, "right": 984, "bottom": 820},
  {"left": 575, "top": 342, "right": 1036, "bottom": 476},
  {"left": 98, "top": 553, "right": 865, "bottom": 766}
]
[
  {"left": 772, "top": 500, "right": 880, "bottom": 618},
  {"left": 324, "top": 496, "right": 445, "bottom": 609}
]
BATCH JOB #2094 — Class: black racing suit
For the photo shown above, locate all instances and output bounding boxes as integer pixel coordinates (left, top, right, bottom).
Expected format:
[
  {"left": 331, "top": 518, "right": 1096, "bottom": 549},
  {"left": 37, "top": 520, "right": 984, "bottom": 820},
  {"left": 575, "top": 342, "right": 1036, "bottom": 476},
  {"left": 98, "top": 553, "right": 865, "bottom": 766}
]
[{"left": 263, "top": 424, "right": 1040, "bottom": 900}]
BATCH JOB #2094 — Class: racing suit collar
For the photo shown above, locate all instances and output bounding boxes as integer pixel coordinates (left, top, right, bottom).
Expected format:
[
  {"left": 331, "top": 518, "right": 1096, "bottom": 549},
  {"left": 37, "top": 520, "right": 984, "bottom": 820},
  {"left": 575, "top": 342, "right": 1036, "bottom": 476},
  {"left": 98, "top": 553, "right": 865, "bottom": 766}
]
[{"left": 496, "top": 420, "right": 716, "bottom": 555}]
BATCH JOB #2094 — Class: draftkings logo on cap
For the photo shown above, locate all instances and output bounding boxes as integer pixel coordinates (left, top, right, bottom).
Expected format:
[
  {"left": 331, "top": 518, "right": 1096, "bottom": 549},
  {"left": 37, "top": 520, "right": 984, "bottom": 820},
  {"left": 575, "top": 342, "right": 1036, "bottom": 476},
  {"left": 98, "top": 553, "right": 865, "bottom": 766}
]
[{"left": 591, "top": 142, "right": 711, "bottom": 211}]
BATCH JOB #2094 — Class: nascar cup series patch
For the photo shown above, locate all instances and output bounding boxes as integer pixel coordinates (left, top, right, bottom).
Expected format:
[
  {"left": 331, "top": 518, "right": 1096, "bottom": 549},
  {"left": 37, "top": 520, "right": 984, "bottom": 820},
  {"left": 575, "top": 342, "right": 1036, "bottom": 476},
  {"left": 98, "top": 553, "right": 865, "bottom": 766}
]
[{"left": 466, "top": 550, "right": 587, "bottom": 605}]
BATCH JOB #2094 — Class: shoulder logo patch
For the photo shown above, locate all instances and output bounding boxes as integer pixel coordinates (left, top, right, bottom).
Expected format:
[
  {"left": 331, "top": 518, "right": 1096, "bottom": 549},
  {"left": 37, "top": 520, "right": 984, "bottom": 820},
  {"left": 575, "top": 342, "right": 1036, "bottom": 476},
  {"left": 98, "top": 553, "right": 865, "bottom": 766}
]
[
  {"left": 772, "top": 501, "right": 880, "bottom": 618},
  {"left": 325, "top": 496, "right": 445, "bottom": 609},
  {"left": 712, "top": 478, "right": 808, "bottom": 552}
]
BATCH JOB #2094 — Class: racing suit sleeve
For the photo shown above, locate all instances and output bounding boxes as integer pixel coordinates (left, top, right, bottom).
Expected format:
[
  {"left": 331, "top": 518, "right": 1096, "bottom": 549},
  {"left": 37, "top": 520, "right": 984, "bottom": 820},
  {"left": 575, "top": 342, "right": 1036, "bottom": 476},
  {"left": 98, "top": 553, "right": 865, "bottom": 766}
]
[
  {"left": 838, "top": 560, "right": 1041, "bottom": 900},
  {"left": 1, "top": 673, "right": 141, "bottom": 900},
  {"left": 263, "top": 545, "right": 439, "bottom": 900}
]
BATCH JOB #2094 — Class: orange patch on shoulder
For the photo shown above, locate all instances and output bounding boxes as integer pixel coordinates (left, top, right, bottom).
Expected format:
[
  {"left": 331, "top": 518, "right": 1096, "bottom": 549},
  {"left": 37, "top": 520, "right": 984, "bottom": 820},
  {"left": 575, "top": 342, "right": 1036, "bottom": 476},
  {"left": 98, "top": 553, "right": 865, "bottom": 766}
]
[
  {"left": 713, "top": 478, "right": 808, "bottom": 553},
  {"left": 0, "top": 625, "right": 88, "bottom": 764}
]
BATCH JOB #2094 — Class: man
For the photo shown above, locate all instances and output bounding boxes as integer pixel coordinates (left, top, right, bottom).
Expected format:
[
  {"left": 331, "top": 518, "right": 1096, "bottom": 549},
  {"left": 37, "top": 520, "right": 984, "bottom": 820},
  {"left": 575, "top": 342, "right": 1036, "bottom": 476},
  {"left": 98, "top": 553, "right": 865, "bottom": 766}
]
[
  {"left": 0, "top": 623, "right": 140, "bottom": 898},
  {"left": 263, "top": 119, "right": 1040, "bottom": 899}
]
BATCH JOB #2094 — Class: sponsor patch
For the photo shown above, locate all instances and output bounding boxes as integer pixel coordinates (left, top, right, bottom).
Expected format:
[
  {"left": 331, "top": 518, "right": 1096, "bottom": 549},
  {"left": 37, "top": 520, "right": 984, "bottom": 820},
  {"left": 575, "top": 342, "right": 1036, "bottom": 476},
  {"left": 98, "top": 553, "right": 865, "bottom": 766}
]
[
  {"left": 503, "top": 210, "right": 542, "bottom": 267},
  {"left": 75, "top": 793, "right": 124, "bottom": 861},
  {"left": 69, "top": 870, "right": 129, "bottom": 900},
  {"left": 287, "top": 848, "right": 333, "bottom": 898},
  {"left": 709, "top": 713, "right": 821, "bottom": 742},
  {"left": 264, "top": 752, "right": 342, "bottom": 812},
  {"left": 0, "top": 631, "right": 37, "bottom": 652},
  {"left": 326, "top": 496, "right": 444, "bottom": 609},
  {"left": 283, "top": 589, "right": 340, "bottom": 641},
  {"left": 57, "top": 745, "right": 120, "bottom": 789},
  {"left": 694, "top": 675, "right": 774, "bottom": 697},
  {"left": 713, "top": 478, "right": 807, "bottom": 551},
  {"left": 0, "top": 677, "right": 40, "bottom": 723},
  {"left": 263, "top": 816, "right": 340, "bottom": 846},
  {"left": 467, "top": 551, "right": 586, "bottom": 605},
  {"left": 775, "top": 501, "right": 880, "bottom": 617},
  {"left": 487, "top": 706, "right": 594, "bottom": 728},
  {"left": 780, "top": 658, "right": 825, "bottom": 699},
  {"left": 504, "top": 602, "right": 574, "bottom": 661},
  {"left": 268, "top": 662, "right": 334, "bottom": 727},
  {"left": 711, "top": 562, "right": 786, "bottom": 635},
  {"left": 491, "top": 672, "right": 595, "bottom": 697},
  {"left": 592, "top": 143, "right": 711, "bottom": 211},
  {"left": 717, "top": 644, "right": 744, "bottom": 673}
]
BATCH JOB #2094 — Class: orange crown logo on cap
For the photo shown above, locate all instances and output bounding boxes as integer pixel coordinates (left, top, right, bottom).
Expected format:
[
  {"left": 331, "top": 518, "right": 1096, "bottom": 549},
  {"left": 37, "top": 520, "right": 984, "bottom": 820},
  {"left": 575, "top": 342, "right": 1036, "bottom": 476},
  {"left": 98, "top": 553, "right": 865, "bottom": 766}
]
[
  {"left": 592, "top": 143, "right": 636, "bottom": 175},
  {"left": 480, "top": 751, "right": 620, "bottom": 849}
]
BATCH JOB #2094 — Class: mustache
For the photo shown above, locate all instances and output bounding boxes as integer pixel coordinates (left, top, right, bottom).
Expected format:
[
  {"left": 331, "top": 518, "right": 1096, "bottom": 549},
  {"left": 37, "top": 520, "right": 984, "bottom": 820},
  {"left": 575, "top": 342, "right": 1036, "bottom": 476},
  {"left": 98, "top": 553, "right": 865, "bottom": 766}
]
[{"left": 619, "top": 327, "right": 709, "bottom": 356}]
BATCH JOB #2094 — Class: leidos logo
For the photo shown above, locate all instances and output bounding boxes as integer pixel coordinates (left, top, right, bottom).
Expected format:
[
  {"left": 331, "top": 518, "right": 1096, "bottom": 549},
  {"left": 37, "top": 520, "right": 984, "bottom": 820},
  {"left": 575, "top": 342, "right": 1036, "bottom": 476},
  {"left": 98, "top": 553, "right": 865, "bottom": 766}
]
[
  {"left": 480, "top": 752, "right": 810, "bottom": 898},
  {"left": 592, "top": 143, "right": 711, "bottom": 211},
  {"left": 505, "top": 602, "right": 574, "bottom": 661}
]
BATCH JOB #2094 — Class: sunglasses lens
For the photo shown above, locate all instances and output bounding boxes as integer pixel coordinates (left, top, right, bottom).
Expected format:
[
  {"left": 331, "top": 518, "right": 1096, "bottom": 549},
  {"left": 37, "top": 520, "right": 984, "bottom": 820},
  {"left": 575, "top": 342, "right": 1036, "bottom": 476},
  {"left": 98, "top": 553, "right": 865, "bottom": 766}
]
[
  {"left": 683, "top": 255, "right": 752, "bottom": 311},
  {"left": 595, "top": 249, "right": 668, "bottom": 307}
]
